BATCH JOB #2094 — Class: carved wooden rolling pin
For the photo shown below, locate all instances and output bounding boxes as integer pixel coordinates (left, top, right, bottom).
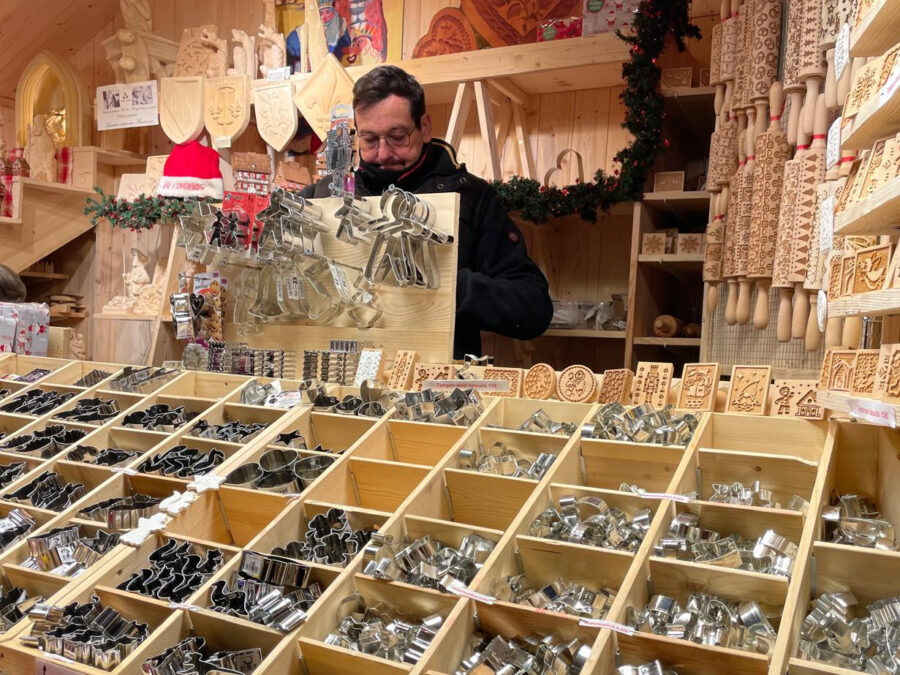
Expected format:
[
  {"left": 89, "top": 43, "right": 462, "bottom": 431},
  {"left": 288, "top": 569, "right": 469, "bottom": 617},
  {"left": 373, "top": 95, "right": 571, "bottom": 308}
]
[
  {"left": 720, "top": 0, "right": 740, "bottom": 112},
  {"left": 824, "top": 177, "right": 848, "bottom": 347},
  {"left": 803, "top": 181, "right": 829, "bottom": 350},
  {"left": 820, "top": 0, "right": 857, "bottom": 110},
  {"left": 771, "top": 133, "right": 804, "bottom": 342},
  {"left": 790, "top": 95, "right": 827, "bottom": 340},
  {"left": 731, "top": 0, "right": 752, "bottom": 115},
  {"left": 748, "top": 83, "right": 791, "bottom": 329},
  {"left": 723, "top": 119, "right": 748, "bottom": 325},
  {"left": 798, "top": 0, "right": 827, "bottom": 138},
  {"left": 704, "top": 193, "right": 725, "bottom": 314},
  {"left": 749, "top": 0, "right": 782, "bottom": 104},
  {"left": 782, "top": 0, "right": 805, "bottom": 146},
  {"left": 736, "top": 104, "right": 766, "bottom": 324},
  {"left": 710, "top": 7, "right": 725, "bottom": 113}
]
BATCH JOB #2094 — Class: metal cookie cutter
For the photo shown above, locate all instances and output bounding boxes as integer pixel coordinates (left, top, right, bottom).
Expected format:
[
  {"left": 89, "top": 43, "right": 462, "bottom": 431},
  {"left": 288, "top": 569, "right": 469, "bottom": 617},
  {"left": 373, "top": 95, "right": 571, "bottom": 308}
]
[{"left": 491, "top": 574, "right": 617, "bottom": 620}]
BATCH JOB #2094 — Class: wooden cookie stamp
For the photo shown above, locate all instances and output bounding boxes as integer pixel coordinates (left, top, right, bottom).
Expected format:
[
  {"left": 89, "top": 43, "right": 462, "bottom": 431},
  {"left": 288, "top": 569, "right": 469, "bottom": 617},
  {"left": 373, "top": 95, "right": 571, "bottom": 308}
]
[
  {"left": 523, "top": 363, "right": 557, "bottom": 400},
  {"left": 557, "top": 365, "right": 599, "bottom": 403},
  {"left": 726, "top": 365, "right": 771, "bottom": 415}
]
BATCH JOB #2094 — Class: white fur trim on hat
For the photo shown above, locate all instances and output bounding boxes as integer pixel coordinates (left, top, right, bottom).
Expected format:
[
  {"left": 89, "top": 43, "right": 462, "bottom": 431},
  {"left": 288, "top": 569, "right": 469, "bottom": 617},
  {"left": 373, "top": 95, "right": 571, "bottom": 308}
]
[{"left": 158, "top": 176, "right": 224, "bottom": 200}]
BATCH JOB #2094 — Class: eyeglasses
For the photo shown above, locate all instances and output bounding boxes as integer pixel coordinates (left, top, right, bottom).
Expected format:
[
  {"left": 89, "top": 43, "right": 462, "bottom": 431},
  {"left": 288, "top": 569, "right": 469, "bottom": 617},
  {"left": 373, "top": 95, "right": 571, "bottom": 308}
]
[{"left": 357, "top": 127, "right": 417, "bottom": 153}]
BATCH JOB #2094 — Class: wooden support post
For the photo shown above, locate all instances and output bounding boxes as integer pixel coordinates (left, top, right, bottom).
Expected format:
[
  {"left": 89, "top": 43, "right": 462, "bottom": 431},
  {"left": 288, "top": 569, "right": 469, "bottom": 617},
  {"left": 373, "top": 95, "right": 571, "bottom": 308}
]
[
  {"left": 473, "top": 80, "right": 502, "bottom": 181},
  {"left": 494, "top": 99, "right": 513, "bottom": 166},
  {"left": 446, "top": 82, "right": 474, "bottom": 150},
  {"left": 512, "top": 103, "right": 536, "bottom": 180}
]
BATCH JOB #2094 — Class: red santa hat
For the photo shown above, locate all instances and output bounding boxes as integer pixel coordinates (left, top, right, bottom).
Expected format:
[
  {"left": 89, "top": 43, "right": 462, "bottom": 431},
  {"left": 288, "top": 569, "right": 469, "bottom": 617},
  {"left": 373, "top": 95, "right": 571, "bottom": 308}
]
[{"left": 158, "top": 141, "right": 224, "bottom": 199}]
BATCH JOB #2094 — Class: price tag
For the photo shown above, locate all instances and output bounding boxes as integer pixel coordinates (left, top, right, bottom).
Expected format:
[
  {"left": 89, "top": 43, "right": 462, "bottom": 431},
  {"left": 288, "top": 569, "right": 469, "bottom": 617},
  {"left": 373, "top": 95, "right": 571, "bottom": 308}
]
[
  {"left": 826, "top": 117, "right": 842, "bottom": 170},
  {"left": 879, "top": 69, "right": 900, "bottom": 108},
  {"left": 578, "top": 618, "right": 635, "bottom": 635},
  {"left": 848, "top": 398, "right": 897, "bottom": 427},
  {"left": 266, "top": 66, "right": 291, "bottom": 81},
  {"left": 214, "top": 136, "right": 231, "bottom": 149},
  {"left": 446, "top": 579, "right": 496, "bottom": 604},
  {"left": 424, "top": 379, "right": 511, "bottom": 393},
  {"left": 276, "top": 279, "right": 284, "bottom": 303},
  {"left": 639, "top": 491, "right": 691, "bottom": 503},
  {"left": 817, "top": 290, "right": 828, "bottom": 333},
  {"left": 287, "top": 276, "right": 301, "bottom": 300},
  {"left": 820, "top": 195, "right": 835, "bottom": 252},
  {"left": 328, "top": 262, "right": 352, "bottom": 302},
  {"left": 835, "top": 23, "right": 850, "bottom": 81}
]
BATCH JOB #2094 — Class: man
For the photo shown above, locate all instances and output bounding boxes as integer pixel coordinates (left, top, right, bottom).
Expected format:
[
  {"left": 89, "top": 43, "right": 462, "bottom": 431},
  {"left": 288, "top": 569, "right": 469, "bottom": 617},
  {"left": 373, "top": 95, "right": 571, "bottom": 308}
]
[{"left": 302, "top": 65, "right": 553, "bottom": 358}]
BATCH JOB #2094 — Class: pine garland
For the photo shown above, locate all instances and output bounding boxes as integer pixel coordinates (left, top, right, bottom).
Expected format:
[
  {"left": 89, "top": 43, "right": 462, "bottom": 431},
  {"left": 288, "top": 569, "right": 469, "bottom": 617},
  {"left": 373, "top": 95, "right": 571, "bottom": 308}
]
[
  {"left": 493, "top": 0, "right": 701, "bottom": 224},
  {"left": 83, "top": 187, "right": 206, "bottom": 231}
]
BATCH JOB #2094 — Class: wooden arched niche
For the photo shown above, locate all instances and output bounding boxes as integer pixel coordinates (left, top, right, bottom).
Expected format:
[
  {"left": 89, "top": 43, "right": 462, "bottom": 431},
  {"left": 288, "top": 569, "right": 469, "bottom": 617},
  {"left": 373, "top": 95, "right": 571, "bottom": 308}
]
[{"left": 15, "top": 51, "right": 92, "bottom": 147}]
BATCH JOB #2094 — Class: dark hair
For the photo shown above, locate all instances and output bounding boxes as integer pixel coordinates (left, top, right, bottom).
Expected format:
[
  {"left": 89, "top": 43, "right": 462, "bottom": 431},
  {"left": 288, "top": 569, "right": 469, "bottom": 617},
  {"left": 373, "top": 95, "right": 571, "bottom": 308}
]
[
  {"left": 0, "top": 264, "right": 26, "bottom": 303},
  {"left": 353, "top": 65, "right": 426, "bottom": 128}
]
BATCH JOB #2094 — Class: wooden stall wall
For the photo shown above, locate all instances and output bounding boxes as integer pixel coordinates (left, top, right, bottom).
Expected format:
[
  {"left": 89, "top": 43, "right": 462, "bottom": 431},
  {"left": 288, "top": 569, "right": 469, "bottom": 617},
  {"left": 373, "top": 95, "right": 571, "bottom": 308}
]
[{"left": 32, "top": 0, "right": 716, "bottom": 365}]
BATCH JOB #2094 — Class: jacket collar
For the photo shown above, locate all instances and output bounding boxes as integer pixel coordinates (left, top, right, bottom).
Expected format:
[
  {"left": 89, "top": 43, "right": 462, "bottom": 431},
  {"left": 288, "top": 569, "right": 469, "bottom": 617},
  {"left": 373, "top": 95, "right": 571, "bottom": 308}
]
[{"left": 356, "top": 138, "right": 464, "bottom": 194}]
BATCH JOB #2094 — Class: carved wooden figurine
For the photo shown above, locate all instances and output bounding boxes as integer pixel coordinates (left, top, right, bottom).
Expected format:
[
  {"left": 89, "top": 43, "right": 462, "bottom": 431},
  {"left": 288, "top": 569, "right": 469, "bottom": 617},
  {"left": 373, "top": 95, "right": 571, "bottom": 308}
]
[
  {"left": 228, "top": 29, "right": 257, "bottom": 78},
  {"left": 257, "top": 24, "right": 286, "bottom": 78},
  {"left": 68, "top": 331, "right": 87, "bottom": 360},
  {"left": 24, "top": 114, "right": 57, "bottom": 182}
]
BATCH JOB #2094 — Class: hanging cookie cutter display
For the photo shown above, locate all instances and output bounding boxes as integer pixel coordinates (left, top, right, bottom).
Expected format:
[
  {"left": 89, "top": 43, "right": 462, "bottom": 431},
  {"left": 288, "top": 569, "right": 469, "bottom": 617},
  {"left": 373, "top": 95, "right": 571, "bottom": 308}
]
[{"left": 175, "top": 186, "right": 454, "bottom": 333}]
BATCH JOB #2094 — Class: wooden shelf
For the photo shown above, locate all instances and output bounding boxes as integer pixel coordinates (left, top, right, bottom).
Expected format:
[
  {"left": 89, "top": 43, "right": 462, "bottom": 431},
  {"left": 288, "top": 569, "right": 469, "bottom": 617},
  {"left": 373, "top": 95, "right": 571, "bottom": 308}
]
[
  {"left": 287, "top": 33, "right": 629, "bottom": 104},
  {"left": 638, "top": 253, "right": 704, "bottom": 271},
  {"left": 641, "top": 191, "right": 711, "bottom": 219},
  {"left": 850, "top": 0, "right": 900, "bottom": 57},
  {"left": 817, "top": 389, "right": 900, "bottom": 419},
  {"left": 633, "top": 336, "right": 701, "bottom": 347},
  {"left": 827, "top": 286, "right": 900, "bottom": 318},
  {"left": 49, "top": 312, "right": 87, "bottom": 321},
  {"left": 841, "top": 76, "right": 900, "bottom": 152},
  {"left": 93, "top": 313, "right": 157, "bottom": 322},
  {"left": 19, "top": 271, "right": 70, "bottom": 280},
  {"left": 542, "top": 329, "right": 627, "bottom": 339},
  {"left": 834, "top": 174, "right": 900, "bottom": 235}
]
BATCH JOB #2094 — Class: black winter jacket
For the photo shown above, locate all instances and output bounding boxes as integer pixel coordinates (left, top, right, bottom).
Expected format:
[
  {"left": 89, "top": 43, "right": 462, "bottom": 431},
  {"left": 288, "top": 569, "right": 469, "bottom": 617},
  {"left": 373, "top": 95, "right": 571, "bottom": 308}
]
[{"left": 301, "top": 139, "right": 553, "bottom": 358}]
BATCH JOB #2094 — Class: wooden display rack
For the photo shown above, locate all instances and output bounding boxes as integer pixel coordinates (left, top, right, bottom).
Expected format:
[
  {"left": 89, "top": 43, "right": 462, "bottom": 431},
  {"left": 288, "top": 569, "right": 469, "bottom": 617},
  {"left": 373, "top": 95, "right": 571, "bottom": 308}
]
[
  {"left": 0, "top": 355, "right": 897, "bottom": 675},
  {"left": 209, "top": 192, "right": 461, "bottom": 364}
]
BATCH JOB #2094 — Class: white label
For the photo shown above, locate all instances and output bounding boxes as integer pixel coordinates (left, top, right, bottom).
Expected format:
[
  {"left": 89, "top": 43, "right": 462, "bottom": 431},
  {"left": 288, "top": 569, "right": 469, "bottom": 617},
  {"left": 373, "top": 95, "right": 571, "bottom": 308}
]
[
  {"left": 276, "top": 279, "right": 284, "bottom": 303},
  {"left": 817, "top": 290, "right": 827, "bottom": 333},
  {"left": 848, "top": 398, "right": 897, "bottom": 427},
  {"left": 95, "top": 80, "right": 159, "bottom": 131},
  {"left": 287, "top": 276, "right": 301, "bottom": 300},
  {"left": 879, "top": 69, "right": 900, "bottom": 108},
  {"left": 827, "top": 117, "right": 842, "bottom": 170},
  {"left": 446, "top": 579, "right": 496, "bottom": 604},
  {"left": 423, "top": 379, "right": 511, "bottom": 393},
  {"left": 167, "top": 602, "right": 200, "bottom": 611},
  {"left": 578, "top": 618, "right": 635, "bottom": 635},
  {"left": 835, "top": 23, "right": 850, "bottom": 81},
  {"left": 214, "top": 136, "right": 231, "bottom": 149},
  {"left": 640, "top": 491, "right": 691, "bottom": 503},
  {"left": 328, "top": 262, "right": 351, "bottom": 301},
  {"left": 112, "top": 467, "right": 138, "bottom": 475},
  {"left": 820, "top": 196, "right": 835, "bottom": 252},
  {"left": 266, "top": 66, "right": 291, "bottom": 81}
]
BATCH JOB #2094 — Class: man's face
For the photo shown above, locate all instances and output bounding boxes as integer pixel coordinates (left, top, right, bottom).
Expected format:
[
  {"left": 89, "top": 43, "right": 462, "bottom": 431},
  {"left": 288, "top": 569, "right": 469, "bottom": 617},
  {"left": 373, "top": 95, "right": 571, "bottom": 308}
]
[{"left": 355, "top": 94, "right": 431, "bottom": 172}]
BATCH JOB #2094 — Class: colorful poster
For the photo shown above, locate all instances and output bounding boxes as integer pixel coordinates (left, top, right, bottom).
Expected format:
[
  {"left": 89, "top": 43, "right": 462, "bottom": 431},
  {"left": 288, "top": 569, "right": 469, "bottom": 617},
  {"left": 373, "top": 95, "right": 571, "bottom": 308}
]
[{"left": 277, "top": 0, "right": 403, "bottom": 72}]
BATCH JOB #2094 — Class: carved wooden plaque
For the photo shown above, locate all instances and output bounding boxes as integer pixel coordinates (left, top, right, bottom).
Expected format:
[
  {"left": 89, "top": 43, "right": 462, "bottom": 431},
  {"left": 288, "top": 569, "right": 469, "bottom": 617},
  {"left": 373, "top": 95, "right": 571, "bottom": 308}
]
[
  {"left": 772, "top": 379, "right": 825, "bottom": 420},
  {"left": 883, "top": 345, "right": 900, "bottom": 403},
  {"left": 677, "top": 363, "right": 721, "bottom": 412},
  {"left": 292, "top": 53, "right": 355, "bottom": 141},
  {"left": 522, "top": 363, "right": 557, "bottom": 400},
  {"left": 641, "top": 233, "right": 667, "bottom": 256},
  {"left": 827, "top": 256, "right": 844, "bottom": 299},
  {"left": 483, "top": 367, "right": 522, "bottom": 398},
  {"left": 850, "top": 349, "right": 880, "bottom": 396},
  {"left": 204, "top": 75, "right": 251, "bottom": 148},
  {"left": 631, "top": 362, "right": 674, "bottom": 410},
  {"left": 253, "top": 81, "right": 299, "bottom": 152},
  {"left": 827, "top": 350, "right": 857, "bottom": 392},
  {"left": 557, "top": 365, "right": 598, "bottom": 403},
  {"left": 726, "top": 365, "right": 772, "bottom": 415},
  {"left": 873, "top": 344, "right": 893, "bottom": 397},
  {"left": 160, "top": 77, "right": 205, "bottom": 144},
  {"left": 387, "top": 350, "right": 418, "bottom": 391},
  {"left": 840, "top": 255, "right": 856, "bottom": 298},
  {"left": 852, "top": 244, "right": 892, "bottom": 295},
  {"left": 597, "top": 368, "right": 633, "bottom": 404},
  {"left": 413, "top": 364, "right": 457, "bottom": 391},
  {"left": 675, "top": 234, "right": 703, "bottom": 256}
]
